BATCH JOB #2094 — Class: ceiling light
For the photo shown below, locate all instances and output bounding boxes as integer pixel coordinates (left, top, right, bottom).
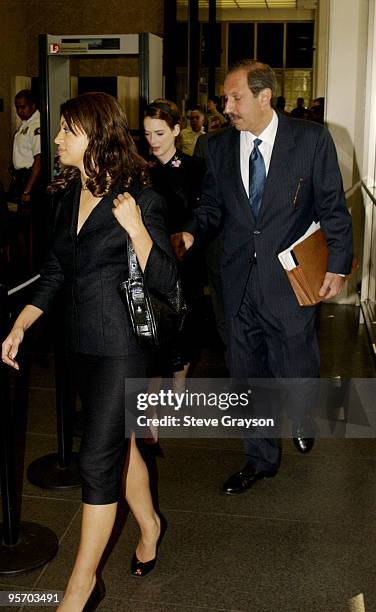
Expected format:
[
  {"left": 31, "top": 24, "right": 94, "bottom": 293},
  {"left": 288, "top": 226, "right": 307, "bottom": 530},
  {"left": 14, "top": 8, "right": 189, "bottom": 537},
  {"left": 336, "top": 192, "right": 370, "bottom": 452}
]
[
  {"left": 266, "top": 0, "right": 297, "bottom": 7},
  {"left": 177, "top": 0, "right": 299, "bottom": 8}
]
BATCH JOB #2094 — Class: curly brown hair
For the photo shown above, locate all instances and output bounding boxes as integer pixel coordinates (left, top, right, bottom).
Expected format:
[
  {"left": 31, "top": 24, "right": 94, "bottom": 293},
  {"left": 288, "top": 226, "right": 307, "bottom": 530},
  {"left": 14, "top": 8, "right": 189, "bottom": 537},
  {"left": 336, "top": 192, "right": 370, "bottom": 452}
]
[{"left": 48, "top": 92, "right": 150, "bottom": 195}]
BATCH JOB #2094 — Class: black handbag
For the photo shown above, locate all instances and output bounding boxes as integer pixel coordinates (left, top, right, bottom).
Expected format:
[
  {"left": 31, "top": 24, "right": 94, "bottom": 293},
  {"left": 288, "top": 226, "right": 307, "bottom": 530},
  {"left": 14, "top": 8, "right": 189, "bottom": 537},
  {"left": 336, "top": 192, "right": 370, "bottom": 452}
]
[{"left": 118, "top": 237, "right": 187, "bottom": 348}]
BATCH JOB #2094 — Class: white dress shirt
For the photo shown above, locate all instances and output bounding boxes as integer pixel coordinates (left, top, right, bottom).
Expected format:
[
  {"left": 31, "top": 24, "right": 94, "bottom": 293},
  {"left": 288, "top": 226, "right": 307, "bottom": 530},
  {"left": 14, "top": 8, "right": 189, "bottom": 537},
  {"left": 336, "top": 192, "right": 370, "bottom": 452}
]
[
  {"left": 239, "top": 110, "right": 343, "bottom": 277},
  {"left": 180, "top": 126, "right": 205, "bottom": 156},
  {"left": 240, "top": 109, "right": 279, "bottom": 197}
]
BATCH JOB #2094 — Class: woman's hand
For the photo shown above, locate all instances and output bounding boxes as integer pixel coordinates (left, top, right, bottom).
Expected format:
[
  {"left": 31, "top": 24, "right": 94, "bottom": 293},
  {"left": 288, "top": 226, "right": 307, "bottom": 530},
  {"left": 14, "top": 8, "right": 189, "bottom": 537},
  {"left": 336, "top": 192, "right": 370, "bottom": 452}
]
[
  {"left": 1, "top": 305, "right": 43, "bottom": 371},
  {"left": 112, "top": 192, "right": 144, "bottom": 239},
  {"left": 1, "top": 327, "right": 24, "bottom": 370},
  {"left": 113, "top": 192, "right": 153, "bottom": 272}
]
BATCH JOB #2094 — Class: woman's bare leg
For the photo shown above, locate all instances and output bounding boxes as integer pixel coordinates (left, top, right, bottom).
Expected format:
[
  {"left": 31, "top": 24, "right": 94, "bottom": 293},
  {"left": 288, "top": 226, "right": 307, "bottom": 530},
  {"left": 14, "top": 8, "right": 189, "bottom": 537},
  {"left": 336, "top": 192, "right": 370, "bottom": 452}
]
[
  {"left": 145, "top": 376, "right": 162, "bottom": 443},
  {"left": 173, "top": 363, "right": 190, "bottom": 394},
  {"left": 58, "top": 503, "right": 117, "bottom": 610},
  {"left": 59, "top": 437, "right": 160, "bottom": 609},
  {"left": 124, "top": 436, "right": 160, "bottom": 562}
]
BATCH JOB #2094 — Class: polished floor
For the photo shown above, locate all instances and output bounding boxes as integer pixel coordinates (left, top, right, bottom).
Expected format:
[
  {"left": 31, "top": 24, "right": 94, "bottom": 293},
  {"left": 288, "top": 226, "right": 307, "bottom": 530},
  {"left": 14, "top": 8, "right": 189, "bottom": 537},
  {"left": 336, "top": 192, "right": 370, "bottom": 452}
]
[{"left": 0, "top": 303, "right": 375, "bottom": 612}]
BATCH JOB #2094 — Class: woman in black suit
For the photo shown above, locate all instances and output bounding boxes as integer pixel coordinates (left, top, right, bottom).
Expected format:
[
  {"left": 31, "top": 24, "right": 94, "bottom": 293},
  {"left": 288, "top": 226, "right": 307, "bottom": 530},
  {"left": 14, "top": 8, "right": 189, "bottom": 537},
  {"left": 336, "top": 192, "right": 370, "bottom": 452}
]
[
  {"left": 143, "top": 99, "right": 205, "bottom": 389},
  {"left": 1, "top": 92, "right": 177, "bottom": 610}
]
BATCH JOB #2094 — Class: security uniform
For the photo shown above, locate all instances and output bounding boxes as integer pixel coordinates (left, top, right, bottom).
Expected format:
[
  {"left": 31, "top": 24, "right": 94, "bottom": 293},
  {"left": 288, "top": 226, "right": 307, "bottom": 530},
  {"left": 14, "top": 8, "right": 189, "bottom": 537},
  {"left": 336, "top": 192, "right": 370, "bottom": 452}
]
[{"left": 11, "top": 109, "right": 41, "bottom": 199}]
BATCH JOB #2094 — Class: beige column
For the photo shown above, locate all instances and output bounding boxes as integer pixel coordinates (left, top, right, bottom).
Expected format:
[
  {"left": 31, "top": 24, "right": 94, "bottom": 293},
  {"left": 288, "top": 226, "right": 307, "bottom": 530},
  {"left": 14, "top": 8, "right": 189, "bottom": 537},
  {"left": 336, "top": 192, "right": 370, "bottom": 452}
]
[{"left": 325, "top": 0, "right": 371, "bottom": 304}]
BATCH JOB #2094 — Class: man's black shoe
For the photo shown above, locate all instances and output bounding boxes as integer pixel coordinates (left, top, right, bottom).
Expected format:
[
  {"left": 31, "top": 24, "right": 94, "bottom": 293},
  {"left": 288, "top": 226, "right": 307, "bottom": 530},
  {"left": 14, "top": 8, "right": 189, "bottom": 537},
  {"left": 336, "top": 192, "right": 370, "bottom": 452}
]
[
  {"left": 222, "top": 465, "right": 278, "bottom": 495},
  {"left": 292, "top": 419, "right": 316, "bottom": 454},
  {"left": 292, "top": 437, "right": 315, "bottom": 454}
]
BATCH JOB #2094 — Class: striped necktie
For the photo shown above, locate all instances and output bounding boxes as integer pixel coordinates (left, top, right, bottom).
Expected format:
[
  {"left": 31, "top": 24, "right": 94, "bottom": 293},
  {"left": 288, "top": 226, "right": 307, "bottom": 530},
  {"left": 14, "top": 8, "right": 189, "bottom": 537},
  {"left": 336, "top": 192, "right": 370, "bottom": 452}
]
[{"left": 248, "top": 138, "right": 266, "bottom": 220}]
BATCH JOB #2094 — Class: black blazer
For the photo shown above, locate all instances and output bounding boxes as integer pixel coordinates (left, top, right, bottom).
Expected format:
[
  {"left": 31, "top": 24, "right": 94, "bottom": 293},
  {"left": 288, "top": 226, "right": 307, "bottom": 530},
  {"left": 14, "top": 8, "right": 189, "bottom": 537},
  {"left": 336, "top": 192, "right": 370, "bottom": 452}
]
[
  {"left": 190, "top": 115, "right": 353, "bottom": 321},
  {"left": 31, "top": 181, "right": 177, "bottom": 356},
  {"left": 149, "top": 149, "right": 205, "bottom": 234}
]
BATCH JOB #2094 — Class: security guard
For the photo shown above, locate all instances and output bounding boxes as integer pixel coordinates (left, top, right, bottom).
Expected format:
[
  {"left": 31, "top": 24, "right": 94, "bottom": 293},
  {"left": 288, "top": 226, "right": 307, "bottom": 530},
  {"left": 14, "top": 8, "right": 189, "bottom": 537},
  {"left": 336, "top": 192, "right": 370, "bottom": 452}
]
[
  {"left": 10, "top": 89, "right": 41, "bottom": 205},
  {"left": 10, "top": 89, "right": 44, "bottom": 270}
]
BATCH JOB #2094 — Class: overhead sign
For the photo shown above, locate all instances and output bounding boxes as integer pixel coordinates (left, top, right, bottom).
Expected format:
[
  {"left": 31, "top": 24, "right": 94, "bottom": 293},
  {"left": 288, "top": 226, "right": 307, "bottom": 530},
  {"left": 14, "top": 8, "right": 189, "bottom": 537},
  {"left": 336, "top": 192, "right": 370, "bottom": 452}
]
[
  {"left": 46, "top": 34, "right": 139, "bottom": 56},
  {"left": 59, "top": 42, "right": 89, "bottom": 54}
]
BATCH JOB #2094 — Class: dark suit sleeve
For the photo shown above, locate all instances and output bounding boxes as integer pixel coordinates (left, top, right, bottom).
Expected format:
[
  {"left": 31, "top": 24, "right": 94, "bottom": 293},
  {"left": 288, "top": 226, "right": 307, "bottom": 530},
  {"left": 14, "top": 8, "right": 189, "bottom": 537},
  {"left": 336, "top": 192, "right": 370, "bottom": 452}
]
[
  {"left": 140, "top": 189, "right": 178, "bottom": 294},
  {"left": 186, "top": 142, "right": 224, "bottom": 245},
  {"left": 30, "top": 250, "right": 65, "bottom": 314},
  {"left": 30, "top": 196, "right": 65, "bottom": 314},
  {"left": 193, "top": 133, "right": 208, "bottom": 161},
  {"left": 313, "top": 128, "right": 353, "bottom": 274}
]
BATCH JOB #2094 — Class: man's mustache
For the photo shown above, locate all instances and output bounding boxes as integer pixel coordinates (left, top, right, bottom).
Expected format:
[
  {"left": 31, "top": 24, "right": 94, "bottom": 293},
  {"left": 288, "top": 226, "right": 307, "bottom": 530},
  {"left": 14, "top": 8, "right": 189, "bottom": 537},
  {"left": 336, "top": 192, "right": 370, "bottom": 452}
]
[{"left": 227, "top": 113, "right": 241, "bottom": 122}]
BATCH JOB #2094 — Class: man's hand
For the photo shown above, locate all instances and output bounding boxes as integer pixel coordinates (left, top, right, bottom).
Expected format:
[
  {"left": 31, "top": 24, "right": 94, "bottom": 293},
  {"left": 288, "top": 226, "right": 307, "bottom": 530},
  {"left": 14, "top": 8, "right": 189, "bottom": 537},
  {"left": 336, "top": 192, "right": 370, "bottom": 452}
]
[
  {"left": 20, "top": 192, "right": 31, "bottom": 204},
  {"left": 319, "top": 272, "right": 345, "bottom": 300},
  {"left": 171, "top": 232, "right": 194, "bottom": 261}
]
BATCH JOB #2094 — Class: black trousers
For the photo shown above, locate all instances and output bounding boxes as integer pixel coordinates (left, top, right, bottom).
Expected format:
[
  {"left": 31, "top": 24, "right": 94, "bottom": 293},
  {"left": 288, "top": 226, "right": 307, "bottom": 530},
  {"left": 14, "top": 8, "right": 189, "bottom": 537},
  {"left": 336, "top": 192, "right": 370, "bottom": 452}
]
[
  {"left": 228, "top": 262, "right": 319, "bottom": 471},
  {"left": 72, "top": 353, "right": 147, "bottom": 505},
  {"left": 9, "top": 168, "right": 46, "bottom": 269}
]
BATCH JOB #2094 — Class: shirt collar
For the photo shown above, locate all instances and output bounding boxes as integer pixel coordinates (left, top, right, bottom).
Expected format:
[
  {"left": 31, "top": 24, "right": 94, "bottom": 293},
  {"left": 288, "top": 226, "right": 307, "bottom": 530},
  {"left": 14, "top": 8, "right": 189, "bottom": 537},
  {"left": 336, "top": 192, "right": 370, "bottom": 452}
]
[
  {"left": 22, "top": 109, "right": 40, "bottom": 126},
  {"left": 188, "top": 125, "right": 205, "bottom": 134},
  {"left": 245, "top": 109, "right": 279, "bottom": 147}
]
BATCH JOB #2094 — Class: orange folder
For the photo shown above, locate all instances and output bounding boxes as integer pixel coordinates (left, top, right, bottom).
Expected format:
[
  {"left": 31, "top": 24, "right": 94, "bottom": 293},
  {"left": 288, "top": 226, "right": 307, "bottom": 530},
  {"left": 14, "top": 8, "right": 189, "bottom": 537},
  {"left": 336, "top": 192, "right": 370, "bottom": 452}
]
[{"left": 282, "top": 228, "right": 328, "bottom": 306}]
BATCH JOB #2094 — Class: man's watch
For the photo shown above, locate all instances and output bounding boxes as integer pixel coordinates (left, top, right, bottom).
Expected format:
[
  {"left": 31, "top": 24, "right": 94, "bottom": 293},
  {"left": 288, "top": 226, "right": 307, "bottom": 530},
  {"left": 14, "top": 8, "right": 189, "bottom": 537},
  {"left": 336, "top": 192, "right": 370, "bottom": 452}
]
[{"left": 22, "top": 191, "right": 31, "bottom": 196}]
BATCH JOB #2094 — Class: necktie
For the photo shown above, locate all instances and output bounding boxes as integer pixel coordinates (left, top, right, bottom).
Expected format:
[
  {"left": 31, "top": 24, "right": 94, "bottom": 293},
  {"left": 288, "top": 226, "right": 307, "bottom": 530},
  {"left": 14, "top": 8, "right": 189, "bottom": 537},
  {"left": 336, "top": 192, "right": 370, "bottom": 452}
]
[{"left": 248, "top": 138, "right": 266, "bottom": 220}]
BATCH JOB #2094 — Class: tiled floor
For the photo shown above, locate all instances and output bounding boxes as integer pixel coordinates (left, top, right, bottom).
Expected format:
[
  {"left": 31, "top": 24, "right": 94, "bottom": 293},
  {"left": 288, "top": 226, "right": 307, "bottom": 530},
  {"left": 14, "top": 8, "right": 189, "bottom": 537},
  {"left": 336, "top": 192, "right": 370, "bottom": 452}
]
[{"left": 0, "top": 303, "right": 375, "bottom": 612}]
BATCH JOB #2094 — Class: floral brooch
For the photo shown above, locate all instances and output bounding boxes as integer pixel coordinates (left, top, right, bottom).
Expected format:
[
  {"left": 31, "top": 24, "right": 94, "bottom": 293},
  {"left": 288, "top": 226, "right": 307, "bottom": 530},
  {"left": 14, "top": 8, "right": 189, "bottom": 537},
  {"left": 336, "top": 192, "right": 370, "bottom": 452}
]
[{"left": 170, "top": 156, "right": 182, "bottom": 168}]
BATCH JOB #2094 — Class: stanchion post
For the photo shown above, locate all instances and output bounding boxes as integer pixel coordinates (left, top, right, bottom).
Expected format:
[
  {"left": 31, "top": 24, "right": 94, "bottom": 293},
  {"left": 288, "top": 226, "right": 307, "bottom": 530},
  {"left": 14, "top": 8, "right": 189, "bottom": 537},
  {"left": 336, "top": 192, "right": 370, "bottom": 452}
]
[
  {"left": 55, "top": 341, "right": 76, "bottom": 469},
  {"left": 0, "top": 281, "right": 59, "bottom": 575},
  {"left": 0, "top": 283, "right": 20, "bottom": 546},
  {"left": 26, "top": 305, "right": 81, "bottom": 490}
]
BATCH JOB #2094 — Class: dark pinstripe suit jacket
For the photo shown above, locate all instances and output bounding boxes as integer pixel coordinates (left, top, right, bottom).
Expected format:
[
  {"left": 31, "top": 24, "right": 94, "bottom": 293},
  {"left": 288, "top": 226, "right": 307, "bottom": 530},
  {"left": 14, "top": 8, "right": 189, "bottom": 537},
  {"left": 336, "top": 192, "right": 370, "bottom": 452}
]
[
  {"left": 31, "top": 181, "right": 177, "bottom": 356},
  {"left": 192, "top": 114, "right": 353, "bottom": 324}
]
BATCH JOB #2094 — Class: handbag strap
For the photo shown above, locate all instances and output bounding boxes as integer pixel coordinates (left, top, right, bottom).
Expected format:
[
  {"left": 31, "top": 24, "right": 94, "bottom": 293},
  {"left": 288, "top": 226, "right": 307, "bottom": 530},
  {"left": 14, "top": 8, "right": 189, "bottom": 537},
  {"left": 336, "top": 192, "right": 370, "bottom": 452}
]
[
  {"left": 127, "top": 237, "right": 143, "bottom": 281},
  {"left": 125, "top": 187, "right": 157, "bottom": 282}
]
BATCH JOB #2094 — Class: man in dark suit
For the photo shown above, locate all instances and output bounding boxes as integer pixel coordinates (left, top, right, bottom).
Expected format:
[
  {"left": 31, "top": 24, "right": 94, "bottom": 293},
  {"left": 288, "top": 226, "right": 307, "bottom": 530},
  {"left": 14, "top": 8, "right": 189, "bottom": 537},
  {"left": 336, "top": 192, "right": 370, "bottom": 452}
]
[{"left": 173, "top": 60, "right": 353, "bottom": 494}]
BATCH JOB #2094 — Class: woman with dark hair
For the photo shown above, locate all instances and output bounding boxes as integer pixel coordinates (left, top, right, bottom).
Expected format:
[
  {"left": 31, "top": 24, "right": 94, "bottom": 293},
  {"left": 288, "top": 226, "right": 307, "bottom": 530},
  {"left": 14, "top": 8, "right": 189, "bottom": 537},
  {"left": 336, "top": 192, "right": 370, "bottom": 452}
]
[
  {"left": 143, "top": 98, "right": 205, "bottom": 389},
  {"left": 1, "top": 92, "right": 177, "bottom": 610}
]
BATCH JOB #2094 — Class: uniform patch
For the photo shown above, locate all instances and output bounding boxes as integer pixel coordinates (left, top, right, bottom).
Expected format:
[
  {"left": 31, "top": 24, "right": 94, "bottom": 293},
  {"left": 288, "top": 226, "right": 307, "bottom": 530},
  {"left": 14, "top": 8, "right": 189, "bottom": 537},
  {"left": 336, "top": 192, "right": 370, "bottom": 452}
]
[
  {"left": 34, "top": 127, "right": 41, "bottom": 136},
  {"left": 21, "top": 127, "right": 29, "bottom": 135}
]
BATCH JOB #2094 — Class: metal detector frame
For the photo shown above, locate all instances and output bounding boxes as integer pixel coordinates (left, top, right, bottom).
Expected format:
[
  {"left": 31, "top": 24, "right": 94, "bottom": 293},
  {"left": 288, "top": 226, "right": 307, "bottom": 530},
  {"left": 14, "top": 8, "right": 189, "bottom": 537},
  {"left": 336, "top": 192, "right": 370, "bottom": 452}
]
[{"left": 38, "top": 33, "right": 163, "bottom": 183}]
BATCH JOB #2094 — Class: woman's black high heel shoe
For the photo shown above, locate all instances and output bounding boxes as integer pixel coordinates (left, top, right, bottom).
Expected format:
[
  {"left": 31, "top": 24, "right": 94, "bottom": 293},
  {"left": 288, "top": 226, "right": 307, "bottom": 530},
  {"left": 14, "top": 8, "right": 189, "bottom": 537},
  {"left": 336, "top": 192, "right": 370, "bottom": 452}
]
[
  {"left": 130, "top": 515, "right": 167, "bottom": 578},
  {"left": 82, "top": 576, "right": 106, "bottom": 611}
]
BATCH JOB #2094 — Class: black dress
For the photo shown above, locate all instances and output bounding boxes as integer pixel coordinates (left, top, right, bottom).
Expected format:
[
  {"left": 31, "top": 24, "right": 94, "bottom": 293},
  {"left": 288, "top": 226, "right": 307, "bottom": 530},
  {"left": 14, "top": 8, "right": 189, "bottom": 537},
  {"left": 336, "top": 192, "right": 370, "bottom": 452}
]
[
  {"left": 31, "top": 180, "right": 177, "bottom": 503},
  {"left": 149, "top": 149, "right": 205, "bottom": 371}
]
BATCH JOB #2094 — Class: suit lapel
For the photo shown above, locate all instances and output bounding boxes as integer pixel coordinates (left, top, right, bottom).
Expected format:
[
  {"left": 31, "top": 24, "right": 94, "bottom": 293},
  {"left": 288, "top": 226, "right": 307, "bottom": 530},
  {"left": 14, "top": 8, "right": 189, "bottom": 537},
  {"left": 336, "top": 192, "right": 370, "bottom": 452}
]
[
  {"left": 59, "top": 180, "right": 119, "bottom": 240},
  {"left": 74, "top": 184, "right": 120, "bottom": 239},
  {"left": 67, "top": 181, "right": 81, "bottom": 238},
  {"left": 227, "top": 129, "right": 253, "bottom": 223},
  {"left": 258, "top": 115, "right": 295, "bottom": 221},
  {"left": 78, "top": 194, "right": 111, "bottom": 238}
]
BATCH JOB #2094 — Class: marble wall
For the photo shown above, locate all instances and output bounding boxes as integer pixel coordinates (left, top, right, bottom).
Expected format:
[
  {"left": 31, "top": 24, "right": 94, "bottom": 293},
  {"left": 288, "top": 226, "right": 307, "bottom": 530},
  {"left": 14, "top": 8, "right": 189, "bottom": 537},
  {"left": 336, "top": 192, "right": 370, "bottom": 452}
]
[{"left": 0, "top": 1, "right": 28, "bottom": 189}]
